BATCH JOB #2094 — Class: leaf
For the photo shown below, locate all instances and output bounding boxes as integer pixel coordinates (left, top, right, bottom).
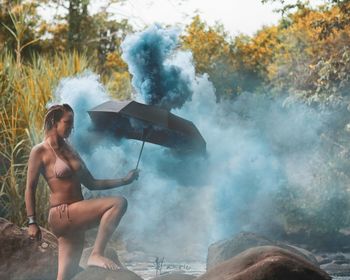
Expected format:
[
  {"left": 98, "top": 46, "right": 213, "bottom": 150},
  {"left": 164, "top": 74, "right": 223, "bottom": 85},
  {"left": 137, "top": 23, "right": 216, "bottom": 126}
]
[
  {"left": 20, "top": 38, "right": 41, "bottom": 52},
  {"left": 1, "top": 22, "right": 18, "bottom": 40}
]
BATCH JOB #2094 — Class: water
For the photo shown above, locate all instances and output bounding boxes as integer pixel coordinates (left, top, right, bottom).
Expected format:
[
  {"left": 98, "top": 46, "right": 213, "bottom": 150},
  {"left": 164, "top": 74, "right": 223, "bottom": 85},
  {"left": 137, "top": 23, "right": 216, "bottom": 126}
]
[
  {"left": 124, "top": 261, "right": 350, "bottom": 280},
  {"left": 124, "top": 261, "right": 206, "bottom": 280}
]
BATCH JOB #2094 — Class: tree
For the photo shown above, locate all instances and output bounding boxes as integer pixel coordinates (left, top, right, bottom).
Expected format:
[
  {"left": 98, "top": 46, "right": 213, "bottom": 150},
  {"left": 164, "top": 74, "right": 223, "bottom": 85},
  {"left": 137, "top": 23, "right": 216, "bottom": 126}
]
[
  {"left": 182, "top": 16, "right": 264, "bottom": 100},
  {"left": 0, "top": 1, "right": 42, "bottom": 62},
  {"left": 262, "top": 0, "right": 350, "bottom": 39}
]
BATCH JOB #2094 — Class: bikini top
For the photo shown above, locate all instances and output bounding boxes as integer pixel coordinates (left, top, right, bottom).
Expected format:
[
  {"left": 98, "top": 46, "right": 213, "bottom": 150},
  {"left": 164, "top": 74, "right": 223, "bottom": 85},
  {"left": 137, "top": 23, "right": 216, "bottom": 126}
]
[{"left": 47, "top": 141, "right": 74, "bottom": 179}]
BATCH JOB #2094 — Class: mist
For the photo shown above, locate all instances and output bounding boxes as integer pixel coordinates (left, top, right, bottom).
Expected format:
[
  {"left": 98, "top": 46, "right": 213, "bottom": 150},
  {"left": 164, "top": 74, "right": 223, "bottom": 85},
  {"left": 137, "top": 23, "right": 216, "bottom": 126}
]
[{"left": 50, "top": 25, "right": 332, "bottom": 261}]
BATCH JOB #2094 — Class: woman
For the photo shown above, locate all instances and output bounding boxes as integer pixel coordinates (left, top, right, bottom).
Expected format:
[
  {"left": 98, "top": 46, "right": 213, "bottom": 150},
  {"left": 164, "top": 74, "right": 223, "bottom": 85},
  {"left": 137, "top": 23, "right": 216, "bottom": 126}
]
[{"left": 25, "top": 104, "right": 139, "bottom": 280}]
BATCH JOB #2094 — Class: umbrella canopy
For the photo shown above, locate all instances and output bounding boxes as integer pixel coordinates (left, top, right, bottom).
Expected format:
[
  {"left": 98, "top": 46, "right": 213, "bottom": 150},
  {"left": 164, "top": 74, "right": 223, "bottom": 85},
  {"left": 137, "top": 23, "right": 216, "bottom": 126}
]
[{"left": 88, "top": 100, "right": 206, "bottom": 154}]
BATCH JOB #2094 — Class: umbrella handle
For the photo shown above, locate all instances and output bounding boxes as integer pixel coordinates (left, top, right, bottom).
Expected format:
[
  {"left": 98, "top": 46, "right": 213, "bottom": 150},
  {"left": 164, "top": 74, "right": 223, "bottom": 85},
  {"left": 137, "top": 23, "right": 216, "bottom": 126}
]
[
  {"left": 135, "top": 127, "right": 150, "bottom": 169},
  {"left": 136, "top": 140, "right": 145, "bottom": 169}
]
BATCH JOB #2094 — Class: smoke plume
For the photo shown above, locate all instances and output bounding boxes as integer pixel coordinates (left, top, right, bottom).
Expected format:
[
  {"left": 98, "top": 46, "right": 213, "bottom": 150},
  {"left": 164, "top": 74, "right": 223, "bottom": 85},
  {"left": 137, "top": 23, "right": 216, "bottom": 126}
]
[
  {"left": 50, "top": 26, "right": 340, "bottom": 261},
  {"left": 121, "top": 25, "right": 193, "bottom": 111}
]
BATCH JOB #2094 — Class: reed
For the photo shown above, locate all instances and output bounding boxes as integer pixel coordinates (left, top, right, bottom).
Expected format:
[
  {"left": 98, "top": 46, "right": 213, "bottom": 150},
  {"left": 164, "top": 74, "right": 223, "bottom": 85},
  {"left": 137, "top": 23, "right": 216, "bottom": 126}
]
[{"left": 0, "top": 51, "right": 91, "bottom": 227}]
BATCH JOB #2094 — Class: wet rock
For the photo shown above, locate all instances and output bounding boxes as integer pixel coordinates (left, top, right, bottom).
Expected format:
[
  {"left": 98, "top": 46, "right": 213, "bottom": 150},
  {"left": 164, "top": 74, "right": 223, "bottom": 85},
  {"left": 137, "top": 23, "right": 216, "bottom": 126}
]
[
  {"left": 318, "top": 258, "right": 332, "bottom": 265},
  {"left": 121, "top": 250, "right": 155, "bottom": 263},
  {"left": 321, "top": 262, "right": 350, "bottom": 276},
  {"left": 200, "top": 246, "right": 331, "bottom": 280},
  {"left": 150, "top": 272, "right": 196, "bottom": 280},
  {"left": 71, "top": 266, "right": 143, "bottom": 280},
  {"left": 333, "top": 253, "right": 346, "bottom": 261},
  {"left": 0, "top": 217, "right": 58, "bottom": 280},
  {"left": 207, "top": 231, "right": 318, "bottom": 270},
  {"left": 334, "top": 259, "right": 350, "bottom": 264},
  {"left": 278, "top": 243, "right": 319, "bottom": 265},
  {"left": 79, "top": 246, "right": 124, "bottom": 269},
  {"left": 207, "top": 232, "right": 272, "bottom": 270},
  {"left": 283, "top": 230, "right": 350, "bottom": 252}
]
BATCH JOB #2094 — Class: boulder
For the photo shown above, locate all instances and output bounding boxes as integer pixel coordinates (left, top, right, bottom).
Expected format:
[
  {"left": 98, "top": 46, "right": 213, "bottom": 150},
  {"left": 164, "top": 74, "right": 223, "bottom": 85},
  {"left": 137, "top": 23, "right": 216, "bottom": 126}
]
[
  {"left": 207, "top": 231, "right": 318, "bottom": 270},
  {"left": 0, "top": 217, "right": 58, "bottom": 280},
  {"left": 321, "top": 262, "right": 350, "bottom": 276},
  {"left": 200, "top": 246, "right": 331, "bottom": 280},
  {"left": 72, "top": 266, "right": 143, "bottom": 280},
  {"left": 79, "top": 246, "right": 124, "bottom": 269},
  {"left": 318, "top": 253, "right": 350, "bottom": 276},
  {"left": 150, "top": 273, "right": 196, "bottom": 280}
]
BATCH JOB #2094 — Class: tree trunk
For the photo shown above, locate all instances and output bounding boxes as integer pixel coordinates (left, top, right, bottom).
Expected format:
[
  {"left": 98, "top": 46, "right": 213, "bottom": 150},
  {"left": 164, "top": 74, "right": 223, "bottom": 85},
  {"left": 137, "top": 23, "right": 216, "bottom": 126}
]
[{"left": 67, "top": 0, "right": 89, "bottom": 51}]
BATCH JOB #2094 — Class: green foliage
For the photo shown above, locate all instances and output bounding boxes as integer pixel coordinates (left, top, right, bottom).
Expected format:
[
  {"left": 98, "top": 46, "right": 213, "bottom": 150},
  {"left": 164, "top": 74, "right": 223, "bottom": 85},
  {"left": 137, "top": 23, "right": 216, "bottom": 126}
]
[
  {"left": 181, "top": 16, "right": 263, "bottom": 100},
  {"left": 2, "top": 0, "right": 350, "bottom": 238},
  {"left": 0, "top": 1, "right": 134, "bottom": 227},
  {"left": 262, "top": 0, "right": 350, "bottom": 39},
  {"left": 0, "top": 1, "right": 42, "bottom": 62},
  {"left": 0, "top": 50, "right": 92, "bottom": 226},
  {"left": 182, "top": 4, "right": 350, "bottom": 236}
]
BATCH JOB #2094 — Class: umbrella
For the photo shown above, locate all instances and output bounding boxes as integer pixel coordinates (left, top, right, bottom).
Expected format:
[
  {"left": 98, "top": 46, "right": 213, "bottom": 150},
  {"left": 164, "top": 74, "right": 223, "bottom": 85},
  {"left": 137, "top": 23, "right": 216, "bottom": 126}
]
[{"left": 88, "top": 100, "right": 206, "bottom": 168}]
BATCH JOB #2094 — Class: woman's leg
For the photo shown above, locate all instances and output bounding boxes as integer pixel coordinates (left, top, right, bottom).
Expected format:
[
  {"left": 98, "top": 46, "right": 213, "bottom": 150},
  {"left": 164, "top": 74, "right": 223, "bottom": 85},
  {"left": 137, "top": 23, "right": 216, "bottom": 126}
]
[
  {"left": 64, "top": 196, "right": 128, "bottom": 270},
  {"left": 56, "top": 231, "right": 85, "bottom": 280}
]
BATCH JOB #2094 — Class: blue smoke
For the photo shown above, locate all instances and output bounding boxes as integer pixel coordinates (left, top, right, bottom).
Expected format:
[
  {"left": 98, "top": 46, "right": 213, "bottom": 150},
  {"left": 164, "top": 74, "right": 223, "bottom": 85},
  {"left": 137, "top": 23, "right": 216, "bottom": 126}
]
[
  {"left": 121, "top": 25, "right": 193, "bottom": 111},
  {"left": 50, "top": 26, "right": 331, "bottom": 261},
  {"left": 50, "top": 71, "right": 109, "bottom": 153}
]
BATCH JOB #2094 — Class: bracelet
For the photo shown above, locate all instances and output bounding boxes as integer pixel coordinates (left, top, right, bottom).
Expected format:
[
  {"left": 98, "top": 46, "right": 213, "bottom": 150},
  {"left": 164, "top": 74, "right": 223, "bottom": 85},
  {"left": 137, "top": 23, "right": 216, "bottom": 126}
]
[{"left": 28, "top": 216, "right": 37, "bottom": 225}]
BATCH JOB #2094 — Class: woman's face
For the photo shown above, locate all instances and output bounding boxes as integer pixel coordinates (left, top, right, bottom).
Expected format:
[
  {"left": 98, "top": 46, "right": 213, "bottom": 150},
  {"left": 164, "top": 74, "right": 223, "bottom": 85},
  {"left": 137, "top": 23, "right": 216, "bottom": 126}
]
[{"left": 56, "top": 111, "right": 74, "bottom": 138}]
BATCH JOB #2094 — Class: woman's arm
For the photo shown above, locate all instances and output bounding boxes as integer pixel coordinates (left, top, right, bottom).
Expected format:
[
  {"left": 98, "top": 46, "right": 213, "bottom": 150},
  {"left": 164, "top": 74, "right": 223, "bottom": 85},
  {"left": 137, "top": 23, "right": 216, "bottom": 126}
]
[
  {"left": 78, "top": 157, "right": 139, "bottom": 190},
  {"left": 25, "top": 145, "right": 43, "bottom": 240}
]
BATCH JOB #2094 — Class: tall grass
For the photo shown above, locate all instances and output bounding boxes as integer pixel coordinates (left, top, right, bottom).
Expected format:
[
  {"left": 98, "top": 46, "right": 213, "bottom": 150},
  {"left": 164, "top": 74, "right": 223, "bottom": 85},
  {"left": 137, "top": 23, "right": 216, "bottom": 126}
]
[{"left": 0, "top": 51, "right": 92, "bottom": 227}]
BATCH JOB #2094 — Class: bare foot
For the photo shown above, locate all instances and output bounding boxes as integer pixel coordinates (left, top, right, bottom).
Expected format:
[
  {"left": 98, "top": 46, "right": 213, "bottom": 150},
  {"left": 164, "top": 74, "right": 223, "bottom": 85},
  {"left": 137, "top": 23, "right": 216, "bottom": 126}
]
[{"left": 87, "top": 253, "right": 121, "bottom": 270}]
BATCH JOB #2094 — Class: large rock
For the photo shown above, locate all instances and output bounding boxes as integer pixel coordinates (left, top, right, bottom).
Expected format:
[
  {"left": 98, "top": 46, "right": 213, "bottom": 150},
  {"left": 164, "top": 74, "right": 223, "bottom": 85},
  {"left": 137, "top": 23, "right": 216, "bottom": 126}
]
[
  {"left": 321, "top": 262, "right": 350, "bottom": 276},
  {"left": 200, "top": 246, "right": 331, "bottom": 280},
  {"left": 207, "top": 231, "right": 318, "bottom": 269},
  {"left": 318, "top": 253, "right": 350, "bottom": 276},
  {"left": 72, "top": 266, "right": 143, "bottom": 280},
  {"left": 0, "top": 217, "right": 58, "bottom": 280}
]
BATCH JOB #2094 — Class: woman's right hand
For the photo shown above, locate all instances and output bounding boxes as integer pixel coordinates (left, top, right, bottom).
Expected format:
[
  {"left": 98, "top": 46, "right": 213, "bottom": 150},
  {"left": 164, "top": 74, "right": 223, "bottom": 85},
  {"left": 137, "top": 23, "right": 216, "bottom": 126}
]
[{"left": 28, "top": 224, "right": 42, "bottom": 241}]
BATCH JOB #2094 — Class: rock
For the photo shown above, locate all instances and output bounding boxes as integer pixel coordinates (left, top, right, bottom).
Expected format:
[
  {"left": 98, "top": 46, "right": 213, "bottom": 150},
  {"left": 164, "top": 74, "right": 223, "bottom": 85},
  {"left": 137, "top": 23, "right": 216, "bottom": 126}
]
[
  {"left": 318, "top": 258, "right": 332, "bottom": 265},
  {"left": 150, "top": 272, "right": 196, "bottom": 280},
  {"left": 0, "top": 217, "right": 58, "bottom": 280},
  {"left": 200, "top": 246, "right": 331, "bottom": 280},
  {"left": 277, "top": 243, "right": 319, "bottom": 265},
  {"left": 334, "top": 259, "right": 350, "bottom": 264},
  {"left": 321, "top": 262, "right": 350, "bottom": 276},
  {"left": 207, "top": 231, "right": 318, "bottom": 270},
  {"left": 333, "top": 253, "right": 346, "bottom": 260},
  {"left": 71, "top": 266, "right": 143, "bottom": 280},
  {"left": 120, "top": 250, "right": 155, "bottom": 263},
  {"left": 79, "top": 246, "right": 124, "bottom": 269},
  {"left": 282, "top": 230, "right": 350, "bottom": 252},
  {"left": 207, "top": 232, "right": 273, "bottom": 270}
]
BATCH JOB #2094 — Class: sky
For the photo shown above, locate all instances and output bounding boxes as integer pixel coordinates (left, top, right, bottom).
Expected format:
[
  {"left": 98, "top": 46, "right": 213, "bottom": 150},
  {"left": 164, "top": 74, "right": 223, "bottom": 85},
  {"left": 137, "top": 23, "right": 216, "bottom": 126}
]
[{"left": 91, "top": 0, "right": 325, "bottom": 36}]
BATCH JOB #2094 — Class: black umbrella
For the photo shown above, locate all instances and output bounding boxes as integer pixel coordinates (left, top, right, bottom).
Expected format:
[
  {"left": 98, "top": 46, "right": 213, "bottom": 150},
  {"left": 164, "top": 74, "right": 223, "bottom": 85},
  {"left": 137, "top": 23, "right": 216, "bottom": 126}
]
[{"left": 88, "top": 100, "right": 206, "bottom": 168}]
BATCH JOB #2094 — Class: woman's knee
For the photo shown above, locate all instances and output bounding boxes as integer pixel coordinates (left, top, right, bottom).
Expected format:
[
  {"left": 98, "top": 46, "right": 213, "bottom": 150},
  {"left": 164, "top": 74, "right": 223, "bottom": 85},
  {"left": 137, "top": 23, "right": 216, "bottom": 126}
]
[{"left": 111, "top": 196, "right": 128, "bottom": 215}]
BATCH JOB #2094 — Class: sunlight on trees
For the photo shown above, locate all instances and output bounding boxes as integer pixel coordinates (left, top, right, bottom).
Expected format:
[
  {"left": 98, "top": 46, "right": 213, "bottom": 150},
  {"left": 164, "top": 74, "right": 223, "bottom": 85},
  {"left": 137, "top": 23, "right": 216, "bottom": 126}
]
[{"left": 1, "top": 0, "right": 350, "bottom": 237}]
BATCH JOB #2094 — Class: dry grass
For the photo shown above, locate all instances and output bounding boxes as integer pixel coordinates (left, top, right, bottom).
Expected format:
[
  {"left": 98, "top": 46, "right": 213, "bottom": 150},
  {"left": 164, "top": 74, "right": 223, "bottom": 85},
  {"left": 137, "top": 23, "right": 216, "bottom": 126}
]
[{"left": 0, "top": 51, "right": 91, "bottom": 227}]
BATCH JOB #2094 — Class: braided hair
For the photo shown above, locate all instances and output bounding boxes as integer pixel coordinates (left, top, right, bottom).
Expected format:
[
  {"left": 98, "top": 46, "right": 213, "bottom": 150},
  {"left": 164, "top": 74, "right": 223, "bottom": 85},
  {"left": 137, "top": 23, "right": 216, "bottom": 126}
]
[{"left": 44, "top": 104, "right": 73, "bottom": 133}]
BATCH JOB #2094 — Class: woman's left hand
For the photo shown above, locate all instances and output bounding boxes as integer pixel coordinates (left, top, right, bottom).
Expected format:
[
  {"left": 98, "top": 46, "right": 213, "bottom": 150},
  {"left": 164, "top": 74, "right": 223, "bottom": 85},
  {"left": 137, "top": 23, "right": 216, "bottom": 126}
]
[{"left": 124, "top": 169, "right": 139, "bottom": 184}]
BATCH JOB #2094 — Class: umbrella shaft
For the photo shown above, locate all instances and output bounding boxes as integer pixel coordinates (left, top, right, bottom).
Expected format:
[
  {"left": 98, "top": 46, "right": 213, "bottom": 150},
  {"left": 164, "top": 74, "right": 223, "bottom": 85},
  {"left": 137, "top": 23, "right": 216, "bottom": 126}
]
[{"left": 136, "top": 140, "right": 145, "bottom": 169}]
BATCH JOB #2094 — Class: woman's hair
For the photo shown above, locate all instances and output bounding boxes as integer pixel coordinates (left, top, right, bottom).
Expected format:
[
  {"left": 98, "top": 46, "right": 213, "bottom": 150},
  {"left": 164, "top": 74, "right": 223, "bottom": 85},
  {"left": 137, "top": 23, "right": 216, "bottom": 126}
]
[{"left": 44, "top": 104, "right": 74, "bottom": 132}]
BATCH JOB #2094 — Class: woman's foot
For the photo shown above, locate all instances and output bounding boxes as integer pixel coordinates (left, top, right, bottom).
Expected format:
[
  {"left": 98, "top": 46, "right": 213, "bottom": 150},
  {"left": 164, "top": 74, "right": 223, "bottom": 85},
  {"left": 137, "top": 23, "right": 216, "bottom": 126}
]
[{"left": 87, "top": 253, "right": 121, "bottom": 270}]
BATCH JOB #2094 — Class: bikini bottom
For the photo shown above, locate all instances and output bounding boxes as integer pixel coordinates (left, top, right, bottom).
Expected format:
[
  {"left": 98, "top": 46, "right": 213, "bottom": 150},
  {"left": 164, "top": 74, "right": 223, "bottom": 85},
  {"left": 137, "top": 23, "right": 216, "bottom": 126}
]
[{"left": 48, "top": 203, "right": 72, "bottom": 237}]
